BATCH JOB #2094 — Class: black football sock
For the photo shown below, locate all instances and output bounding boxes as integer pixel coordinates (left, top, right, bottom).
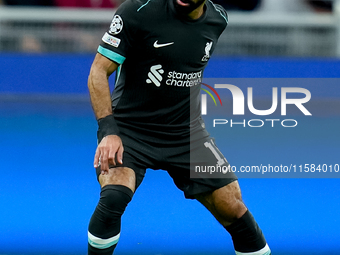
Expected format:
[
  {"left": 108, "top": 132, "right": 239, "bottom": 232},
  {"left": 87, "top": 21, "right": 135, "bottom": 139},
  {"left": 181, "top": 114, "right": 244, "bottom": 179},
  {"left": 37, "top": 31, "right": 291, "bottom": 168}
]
[
  {"left": 88, "top": 185, "right": 133, "bottom": 255},
  {"left": 225, "top": 210, "right": 271, "bottom": 255}
]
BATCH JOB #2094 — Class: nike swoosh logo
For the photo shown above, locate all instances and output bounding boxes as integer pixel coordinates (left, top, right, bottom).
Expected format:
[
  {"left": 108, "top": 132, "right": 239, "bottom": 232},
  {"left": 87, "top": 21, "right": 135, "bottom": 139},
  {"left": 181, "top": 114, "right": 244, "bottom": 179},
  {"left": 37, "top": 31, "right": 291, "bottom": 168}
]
[{"left": 153, "top": 40, "right": 174, "bottom": 48}]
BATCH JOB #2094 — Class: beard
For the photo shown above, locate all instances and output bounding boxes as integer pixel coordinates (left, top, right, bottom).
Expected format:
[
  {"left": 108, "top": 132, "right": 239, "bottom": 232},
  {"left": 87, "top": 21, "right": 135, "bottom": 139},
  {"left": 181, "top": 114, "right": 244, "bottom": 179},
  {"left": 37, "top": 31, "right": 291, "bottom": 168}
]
[{"left": 173, "top": 0, "right": 206, "bottom": 15}]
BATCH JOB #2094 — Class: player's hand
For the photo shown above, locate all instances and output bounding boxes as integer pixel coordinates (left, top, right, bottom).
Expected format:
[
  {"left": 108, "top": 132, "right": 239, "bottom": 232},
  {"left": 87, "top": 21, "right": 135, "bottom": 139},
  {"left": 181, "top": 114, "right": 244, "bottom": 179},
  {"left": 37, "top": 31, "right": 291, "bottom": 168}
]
[{"left": 94, "top": 135, "right": 124, "bottom": 174}]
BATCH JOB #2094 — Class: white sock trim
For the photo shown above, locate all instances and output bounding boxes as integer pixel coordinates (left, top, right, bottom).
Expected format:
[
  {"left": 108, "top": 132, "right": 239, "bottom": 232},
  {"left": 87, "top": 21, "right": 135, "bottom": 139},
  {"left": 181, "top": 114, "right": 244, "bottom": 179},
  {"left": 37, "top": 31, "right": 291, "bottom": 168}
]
[
  {"left": 88, "top": 231, "right": 120, "bottom": 249},
  {"left": 235, "top": 244, "right": 271, "bottom": 255}
]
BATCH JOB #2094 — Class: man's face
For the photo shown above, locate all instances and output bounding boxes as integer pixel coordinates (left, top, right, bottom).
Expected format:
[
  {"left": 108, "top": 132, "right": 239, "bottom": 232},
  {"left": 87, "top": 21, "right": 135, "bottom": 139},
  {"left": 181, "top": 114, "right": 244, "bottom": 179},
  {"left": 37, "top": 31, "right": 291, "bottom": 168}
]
[{"left": 173, "top": 0, "right": 206, "bottom": 15}]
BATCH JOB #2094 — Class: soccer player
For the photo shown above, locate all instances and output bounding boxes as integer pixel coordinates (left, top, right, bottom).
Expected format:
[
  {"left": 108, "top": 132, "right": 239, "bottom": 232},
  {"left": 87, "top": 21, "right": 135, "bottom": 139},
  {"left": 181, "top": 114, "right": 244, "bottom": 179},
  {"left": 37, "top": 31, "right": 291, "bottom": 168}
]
[{"left": 87, "top": 0, "right": 272, "bottom": 254}]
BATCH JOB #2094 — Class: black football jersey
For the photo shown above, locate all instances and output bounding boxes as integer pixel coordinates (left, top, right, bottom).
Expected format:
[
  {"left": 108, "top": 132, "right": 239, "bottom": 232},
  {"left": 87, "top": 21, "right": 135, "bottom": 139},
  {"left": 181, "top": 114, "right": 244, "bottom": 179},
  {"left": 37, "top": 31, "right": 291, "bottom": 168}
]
[{"left": 98, "top": 0, "right": 228, "bottom": 134}]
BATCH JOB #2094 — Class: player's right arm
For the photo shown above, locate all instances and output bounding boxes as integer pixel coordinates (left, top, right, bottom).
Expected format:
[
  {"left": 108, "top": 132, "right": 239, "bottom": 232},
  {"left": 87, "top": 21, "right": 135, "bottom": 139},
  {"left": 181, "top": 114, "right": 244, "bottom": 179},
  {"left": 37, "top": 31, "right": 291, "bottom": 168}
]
[
  {"left": 88, "top": 53, "right": 123, "bottom": 174},
  {"left": 89, "top": 0, "right": 144, "bottom": 173}
]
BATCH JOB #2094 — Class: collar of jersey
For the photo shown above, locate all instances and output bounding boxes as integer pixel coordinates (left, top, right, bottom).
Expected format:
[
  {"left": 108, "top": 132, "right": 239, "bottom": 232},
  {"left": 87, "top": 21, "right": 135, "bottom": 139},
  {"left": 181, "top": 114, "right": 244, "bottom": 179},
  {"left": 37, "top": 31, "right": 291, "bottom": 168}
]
[{"left": 168, "top": 0, "right": 208, "bottom": 24}]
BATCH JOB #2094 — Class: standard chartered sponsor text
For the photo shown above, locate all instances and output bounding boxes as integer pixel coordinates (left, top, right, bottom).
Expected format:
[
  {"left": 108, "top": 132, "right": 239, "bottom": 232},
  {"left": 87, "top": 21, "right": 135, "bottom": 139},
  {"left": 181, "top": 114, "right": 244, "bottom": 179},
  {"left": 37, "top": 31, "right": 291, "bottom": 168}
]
[{"left": 166, "top": 70, "right": 202, "bottom": 87}]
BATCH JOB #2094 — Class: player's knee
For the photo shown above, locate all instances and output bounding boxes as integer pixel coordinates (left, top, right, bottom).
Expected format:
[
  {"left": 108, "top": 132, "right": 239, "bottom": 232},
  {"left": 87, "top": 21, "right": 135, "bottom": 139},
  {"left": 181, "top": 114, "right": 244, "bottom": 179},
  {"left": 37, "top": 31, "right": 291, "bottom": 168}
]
[
  {"left": 98, "top": 185, "right": 134, "bottom": 222},
  {"left": 212, "top": 185, "right": 247, "bottom": 224},
  {"left": 216, "top": 199, "right": 247, "bottom": 225},
  {"left": 228, "top": 198, "right": 247, "bottom": 221}
]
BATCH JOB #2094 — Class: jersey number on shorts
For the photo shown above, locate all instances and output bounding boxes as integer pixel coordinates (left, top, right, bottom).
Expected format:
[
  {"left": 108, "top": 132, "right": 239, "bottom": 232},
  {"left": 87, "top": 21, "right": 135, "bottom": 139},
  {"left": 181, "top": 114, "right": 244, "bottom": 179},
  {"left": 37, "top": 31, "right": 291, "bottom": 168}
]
[{"left": 204, "top": 140, "right": 227, "bottom": 166}]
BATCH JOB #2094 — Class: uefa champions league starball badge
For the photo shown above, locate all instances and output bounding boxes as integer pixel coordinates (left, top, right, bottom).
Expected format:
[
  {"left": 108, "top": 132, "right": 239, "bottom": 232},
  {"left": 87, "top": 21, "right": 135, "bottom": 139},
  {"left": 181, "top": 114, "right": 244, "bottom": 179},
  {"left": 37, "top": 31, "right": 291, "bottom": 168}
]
[{"left": 110, "top": 15, "right": 123, "bottom": 35}]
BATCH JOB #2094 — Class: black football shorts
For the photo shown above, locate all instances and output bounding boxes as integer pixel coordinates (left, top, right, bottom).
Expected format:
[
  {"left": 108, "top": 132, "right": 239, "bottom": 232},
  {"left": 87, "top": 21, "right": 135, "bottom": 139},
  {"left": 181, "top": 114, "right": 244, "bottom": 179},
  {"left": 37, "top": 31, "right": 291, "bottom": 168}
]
[{"left": 96, "top": 117, "right": 237, "bottom": 199}]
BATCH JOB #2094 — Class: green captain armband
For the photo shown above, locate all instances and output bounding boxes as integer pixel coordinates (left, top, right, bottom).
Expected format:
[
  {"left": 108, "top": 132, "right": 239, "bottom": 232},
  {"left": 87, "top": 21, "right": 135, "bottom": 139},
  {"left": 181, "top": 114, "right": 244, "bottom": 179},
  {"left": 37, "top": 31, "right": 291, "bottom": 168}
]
[{"left": 97, "top": 114, "right": 120, "bottom": 140}]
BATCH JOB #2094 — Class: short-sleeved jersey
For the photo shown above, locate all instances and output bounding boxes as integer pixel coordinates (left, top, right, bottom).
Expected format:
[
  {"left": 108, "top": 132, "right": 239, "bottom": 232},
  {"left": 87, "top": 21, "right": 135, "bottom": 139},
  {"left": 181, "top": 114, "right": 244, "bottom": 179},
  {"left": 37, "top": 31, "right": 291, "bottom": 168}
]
[{"left": 98, "top": 0, "right": 228, "bottom": 137}]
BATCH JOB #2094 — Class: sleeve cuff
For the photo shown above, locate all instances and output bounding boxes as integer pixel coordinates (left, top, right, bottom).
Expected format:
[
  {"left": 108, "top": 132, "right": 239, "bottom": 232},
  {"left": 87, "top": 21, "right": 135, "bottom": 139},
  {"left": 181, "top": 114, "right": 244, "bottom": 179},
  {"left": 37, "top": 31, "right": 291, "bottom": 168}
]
[{"left": 98, "top": 45, "right": 126, "bottom": 65}]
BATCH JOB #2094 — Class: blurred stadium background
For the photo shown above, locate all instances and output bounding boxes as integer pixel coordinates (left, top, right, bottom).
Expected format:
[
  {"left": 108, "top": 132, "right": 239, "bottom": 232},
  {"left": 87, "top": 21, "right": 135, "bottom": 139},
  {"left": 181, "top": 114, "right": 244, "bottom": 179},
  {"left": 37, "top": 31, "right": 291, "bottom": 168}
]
[{"left": 0, "top": 0, "right": 340, "bottom": 255}]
